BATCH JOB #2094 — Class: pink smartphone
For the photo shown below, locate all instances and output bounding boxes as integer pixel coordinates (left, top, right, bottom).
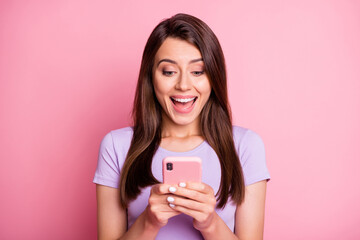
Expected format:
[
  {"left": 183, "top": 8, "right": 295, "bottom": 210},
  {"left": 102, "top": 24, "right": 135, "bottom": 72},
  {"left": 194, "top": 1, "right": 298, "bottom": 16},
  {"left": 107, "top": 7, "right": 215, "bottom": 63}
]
[{"left": 162, "top": 156, "right": 202, "bottom": 184}]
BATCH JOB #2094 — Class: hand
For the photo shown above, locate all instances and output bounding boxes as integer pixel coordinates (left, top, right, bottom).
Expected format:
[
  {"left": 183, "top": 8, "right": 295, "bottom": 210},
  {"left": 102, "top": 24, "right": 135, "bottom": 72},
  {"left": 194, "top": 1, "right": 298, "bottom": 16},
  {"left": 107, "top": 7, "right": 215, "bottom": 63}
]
[
  {"left": 166, "top": 182, "right": 217, "bottom": 231},
  {"left": 145, "top": 184, "right": 181, "bottom": 229}
]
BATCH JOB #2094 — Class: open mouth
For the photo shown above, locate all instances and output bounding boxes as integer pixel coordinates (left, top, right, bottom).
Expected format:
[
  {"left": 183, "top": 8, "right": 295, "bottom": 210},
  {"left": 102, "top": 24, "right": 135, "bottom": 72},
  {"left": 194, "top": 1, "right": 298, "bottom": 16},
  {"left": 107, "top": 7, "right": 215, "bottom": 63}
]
[
  {"left": 170, "top": 96, "right": 198, "bottom": 113},
  {"left": 170, "top": 96, "right": 197, "bottom": 106}
]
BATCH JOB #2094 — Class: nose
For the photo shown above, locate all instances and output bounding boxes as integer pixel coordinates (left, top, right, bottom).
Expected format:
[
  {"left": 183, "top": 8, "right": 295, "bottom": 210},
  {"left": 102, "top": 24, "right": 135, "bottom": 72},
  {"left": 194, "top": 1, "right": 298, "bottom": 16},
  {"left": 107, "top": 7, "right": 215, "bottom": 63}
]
[{"left": 175, "top": 72, "right": 192, "bottom": 91}]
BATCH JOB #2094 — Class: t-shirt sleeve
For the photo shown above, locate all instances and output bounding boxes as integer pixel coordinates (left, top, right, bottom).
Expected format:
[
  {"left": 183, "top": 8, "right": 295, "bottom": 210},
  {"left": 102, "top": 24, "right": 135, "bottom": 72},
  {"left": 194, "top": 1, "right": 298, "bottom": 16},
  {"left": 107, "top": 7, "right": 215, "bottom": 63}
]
[
  {"left": 93, "top": 132, "right": 120, "bottom": 188},
  {"left": 240, "top": 129, "right": 271, "bottom": 186}
]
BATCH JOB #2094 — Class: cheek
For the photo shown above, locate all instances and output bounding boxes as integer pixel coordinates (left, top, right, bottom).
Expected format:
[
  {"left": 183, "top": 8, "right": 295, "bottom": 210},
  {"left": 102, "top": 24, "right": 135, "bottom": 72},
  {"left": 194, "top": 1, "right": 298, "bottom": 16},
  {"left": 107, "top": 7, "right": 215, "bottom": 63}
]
[
  {"left": 153, "top": 78, "right": 173, "bottom": 96},
  {"left": 197, "top": 79, "right": 212, "bottom": 98},
  {"left": 153, "top": 88, "right": 165, "bottom": 107},
  {"left": 153, "top": 79, "right": 170, "bottom": 105}
]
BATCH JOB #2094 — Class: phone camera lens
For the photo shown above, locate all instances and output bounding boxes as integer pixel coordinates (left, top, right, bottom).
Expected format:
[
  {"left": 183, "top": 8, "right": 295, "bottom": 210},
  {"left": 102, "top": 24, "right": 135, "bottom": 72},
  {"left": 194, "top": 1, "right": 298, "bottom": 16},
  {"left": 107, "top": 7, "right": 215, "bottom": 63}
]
[{"left": 166, "top": 162, "right": 173, "bottom": 171}]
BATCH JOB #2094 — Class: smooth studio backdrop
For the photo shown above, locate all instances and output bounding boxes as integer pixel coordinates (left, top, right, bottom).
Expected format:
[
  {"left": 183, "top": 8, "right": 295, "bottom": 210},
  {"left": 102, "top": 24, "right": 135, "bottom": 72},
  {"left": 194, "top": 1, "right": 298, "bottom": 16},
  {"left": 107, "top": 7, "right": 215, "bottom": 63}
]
[{"left": 1, "top": 0, "right": 359, "bottom": 239}]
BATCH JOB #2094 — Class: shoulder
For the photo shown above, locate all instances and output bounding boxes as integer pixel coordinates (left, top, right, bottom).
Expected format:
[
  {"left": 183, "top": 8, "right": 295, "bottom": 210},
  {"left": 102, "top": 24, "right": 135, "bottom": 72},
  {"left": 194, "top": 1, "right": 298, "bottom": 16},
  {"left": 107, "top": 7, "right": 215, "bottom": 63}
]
[
  {"left": 232, "top": 125, "right": 270, "bottom": 185},
  {"left": 232, "top": 125, "right": 266, "bottom": 164},
  {"left": 100, "top": 126, "right": 134, "bottom": 158},
  {"left": 108, "top": 126, "right": 134, "bottom": 143},
  {"left": 94, "top": 127, "right": 134, "bottom": 188},
  {"left": 102, "top": 126, "right": 133, "bottom": 144},
  {"left": 232, "top": 125, "right": 250, "bottom": 143},
  {"left": 232, "top": 125, "right": 264, "bottom": 149}
]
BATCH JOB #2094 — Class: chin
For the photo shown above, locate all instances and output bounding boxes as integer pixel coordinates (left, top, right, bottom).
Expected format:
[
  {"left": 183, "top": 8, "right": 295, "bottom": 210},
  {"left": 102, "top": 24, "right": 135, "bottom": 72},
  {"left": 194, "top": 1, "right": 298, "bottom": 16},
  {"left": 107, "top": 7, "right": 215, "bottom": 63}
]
[
  {"left": 170, "top": 114, "right": 199, "bottom": 126},
  {"left": 162, "top": 104, "right": 201, "bottom": 127},
  {"left": 173, "top": 120, "right": 195, "bottom": 126}
]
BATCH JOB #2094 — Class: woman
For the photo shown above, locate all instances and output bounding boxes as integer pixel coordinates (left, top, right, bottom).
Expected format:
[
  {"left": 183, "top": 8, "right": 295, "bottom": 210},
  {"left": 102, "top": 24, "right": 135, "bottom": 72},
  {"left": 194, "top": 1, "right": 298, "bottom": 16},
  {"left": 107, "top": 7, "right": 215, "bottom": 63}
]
[{"left": 93, "top": 13, "right": 270, "bottom": 240}]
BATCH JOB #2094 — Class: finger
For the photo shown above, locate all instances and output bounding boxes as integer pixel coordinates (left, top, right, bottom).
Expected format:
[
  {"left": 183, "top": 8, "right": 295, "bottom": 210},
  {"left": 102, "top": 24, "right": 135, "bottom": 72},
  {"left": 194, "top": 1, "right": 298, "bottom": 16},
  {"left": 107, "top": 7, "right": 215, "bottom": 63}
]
[
  {"left": 163, "top": 210, "right": 181, "bottom": 218},
  {"left": 167, "top": 195, "right": 205, "bottom": 212},
  {"left": 149, "top": 204, "right": 176, "bottom": 213},
  {"left": 170, "top": 186, "right": 211, "bottom": 203},
  {"left": 170, "top": 204, "right": 205, "bottom": 221},
  {"left": 148, "top": 196, "right": 181, "bottom": 213},
  {"left": 149, "top": 192, "right": 178, "bottom": 206},
  {"left": 151, "top": 184, "right": 172, "bottom": 195},
  {"left": 147, "top": 205, "right": 182, "bottom": 226},
  {"left": 181, "top": 182, "right": 214, "bottom": 195}
]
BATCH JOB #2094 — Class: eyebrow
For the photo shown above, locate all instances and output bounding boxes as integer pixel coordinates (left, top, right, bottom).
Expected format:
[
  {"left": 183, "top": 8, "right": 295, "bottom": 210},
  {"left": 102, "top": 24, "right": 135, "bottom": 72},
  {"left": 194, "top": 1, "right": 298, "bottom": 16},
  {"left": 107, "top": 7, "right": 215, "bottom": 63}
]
[{"left": 156, "top": 58, "right": 203, "bottom": 67}]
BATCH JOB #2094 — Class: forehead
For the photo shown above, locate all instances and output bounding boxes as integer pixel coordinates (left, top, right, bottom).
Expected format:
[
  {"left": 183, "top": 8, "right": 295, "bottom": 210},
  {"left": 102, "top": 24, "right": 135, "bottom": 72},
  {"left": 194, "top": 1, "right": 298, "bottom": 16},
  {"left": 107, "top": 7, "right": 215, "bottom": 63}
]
[{"left": 154, "top": 37, "right": 202, "bottom": 62}]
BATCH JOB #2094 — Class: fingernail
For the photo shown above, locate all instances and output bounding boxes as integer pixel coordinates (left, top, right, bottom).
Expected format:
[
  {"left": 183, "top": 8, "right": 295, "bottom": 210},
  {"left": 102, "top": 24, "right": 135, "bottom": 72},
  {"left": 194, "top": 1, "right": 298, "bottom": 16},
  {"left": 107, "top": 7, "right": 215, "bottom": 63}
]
[
  {"left": 167, "top": 196, "right": 174, "bottom": 203},
  {"left": 169, "top": 186, "right": 177, "bottom": 193},
  {"left": 169, "top": 203, "right": 175, "bottom": 208},
  {"left": 179, "top": 182, "right": 186, "bottom": 187}
]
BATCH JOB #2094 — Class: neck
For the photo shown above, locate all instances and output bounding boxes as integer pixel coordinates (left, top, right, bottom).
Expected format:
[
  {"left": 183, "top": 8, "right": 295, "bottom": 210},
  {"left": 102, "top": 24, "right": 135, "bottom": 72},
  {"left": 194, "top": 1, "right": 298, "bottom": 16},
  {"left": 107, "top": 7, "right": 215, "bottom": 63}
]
[{"left": 161, "top": 113, "right": 202, "bottom": 138}]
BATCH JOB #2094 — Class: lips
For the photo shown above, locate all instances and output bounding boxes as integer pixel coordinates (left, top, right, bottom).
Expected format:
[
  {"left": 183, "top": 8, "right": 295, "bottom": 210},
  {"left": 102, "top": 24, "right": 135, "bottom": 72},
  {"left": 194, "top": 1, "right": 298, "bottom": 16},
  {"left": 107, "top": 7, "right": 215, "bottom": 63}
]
[{"left": 170, "top": 95, "right": 198, "bottom": 114}]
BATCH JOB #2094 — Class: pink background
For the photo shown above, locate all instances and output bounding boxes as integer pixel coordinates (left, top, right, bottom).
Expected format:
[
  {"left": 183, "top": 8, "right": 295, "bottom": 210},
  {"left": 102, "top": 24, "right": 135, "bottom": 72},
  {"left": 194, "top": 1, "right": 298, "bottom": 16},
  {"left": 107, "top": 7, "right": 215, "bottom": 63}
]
[{"left": 1, "top": 0, "right": 359, "bottom": 239}]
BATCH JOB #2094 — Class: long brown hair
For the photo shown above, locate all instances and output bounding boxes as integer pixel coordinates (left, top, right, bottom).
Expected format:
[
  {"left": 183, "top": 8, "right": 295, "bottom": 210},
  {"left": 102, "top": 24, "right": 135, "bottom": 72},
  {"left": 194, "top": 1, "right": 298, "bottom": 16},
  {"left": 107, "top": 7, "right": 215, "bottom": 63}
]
[{"left": 119, "top": 13, "right": 245, "bottom": 209}]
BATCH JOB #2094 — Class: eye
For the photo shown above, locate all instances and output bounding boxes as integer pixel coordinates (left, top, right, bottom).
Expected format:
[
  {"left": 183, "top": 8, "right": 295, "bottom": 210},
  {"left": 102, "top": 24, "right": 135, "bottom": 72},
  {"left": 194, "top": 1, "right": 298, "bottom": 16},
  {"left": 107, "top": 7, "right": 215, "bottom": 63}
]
[
  {"left": 192, "top": 71, "right": 204, "bottom": 76},
  {"left": 162, "top": 71, "right": 176, "bottom": 77}
]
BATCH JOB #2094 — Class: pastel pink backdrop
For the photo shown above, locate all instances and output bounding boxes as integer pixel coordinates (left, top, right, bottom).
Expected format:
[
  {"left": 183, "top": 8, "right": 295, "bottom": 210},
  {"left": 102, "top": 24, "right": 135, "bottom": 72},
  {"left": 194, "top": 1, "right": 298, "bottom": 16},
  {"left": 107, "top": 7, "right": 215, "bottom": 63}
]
[{"left": 1, "top": 0, "right": 359, "bottom": 239}]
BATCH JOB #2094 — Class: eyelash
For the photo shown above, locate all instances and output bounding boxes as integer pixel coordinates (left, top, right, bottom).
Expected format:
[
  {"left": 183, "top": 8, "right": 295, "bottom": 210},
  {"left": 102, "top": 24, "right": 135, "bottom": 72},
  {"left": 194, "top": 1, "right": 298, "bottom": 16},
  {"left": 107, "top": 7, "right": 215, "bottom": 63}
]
[
  {"left": 162, "top": 71, "right": 204, "bottom": 77},
  {"left": 193, "top": 71, "right": 204, "bottom": 76},
  {"left": 162, "top": 71, "right": 175, "bottom": 76}
]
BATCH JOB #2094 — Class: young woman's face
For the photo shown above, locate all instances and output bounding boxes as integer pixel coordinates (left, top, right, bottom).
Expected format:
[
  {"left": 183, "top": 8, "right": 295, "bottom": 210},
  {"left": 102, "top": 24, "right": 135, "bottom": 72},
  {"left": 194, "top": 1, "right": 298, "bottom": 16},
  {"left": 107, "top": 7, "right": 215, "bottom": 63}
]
[{"left": 152, "top": 37, "right": 212, "bottom": 127}]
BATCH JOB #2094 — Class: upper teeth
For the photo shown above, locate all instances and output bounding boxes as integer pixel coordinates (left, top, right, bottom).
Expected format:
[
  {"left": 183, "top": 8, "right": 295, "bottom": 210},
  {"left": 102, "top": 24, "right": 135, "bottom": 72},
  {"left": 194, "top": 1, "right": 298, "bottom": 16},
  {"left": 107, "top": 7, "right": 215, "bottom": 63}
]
[{"left": 172, "top": 97, "right": 196, "bottom": 103}]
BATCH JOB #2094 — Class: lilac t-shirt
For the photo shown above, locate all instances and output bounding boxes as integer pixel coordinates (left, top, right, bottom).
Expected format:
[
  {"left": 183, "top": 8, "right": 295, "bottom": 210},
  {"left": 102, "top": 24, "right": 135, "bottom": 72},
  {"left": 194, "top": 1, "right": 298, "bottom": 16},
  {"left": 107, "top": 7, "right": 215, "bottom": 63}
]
[{"left": 93, "top": 126, "right": 270, "bottom": 240}]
